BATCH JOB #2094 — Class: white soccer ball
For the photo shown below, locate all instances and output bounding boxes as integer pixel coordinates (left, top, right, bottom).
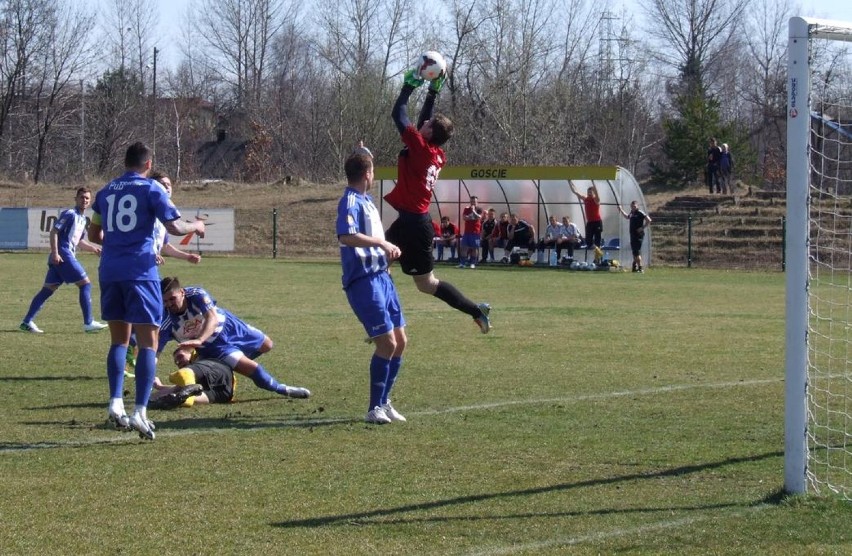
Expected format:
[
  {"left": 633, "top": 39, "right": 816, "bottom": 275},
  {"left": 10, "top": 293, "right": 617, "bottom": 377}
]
[
  {"left": 416, "top": 51, "right": 447, "bottom": 81},
  {"left": 570, "top": 261, "right": 580, "bottom": 270}
]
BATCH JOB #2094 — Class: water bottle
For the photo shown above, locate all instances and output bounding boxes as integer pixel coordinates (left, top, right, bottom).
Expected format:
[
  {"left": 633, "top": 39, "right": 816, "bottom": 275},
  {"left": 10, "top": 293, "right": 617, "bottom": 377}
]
[{"left": 549, "top": 249, "right": 557, "bottom": 267}]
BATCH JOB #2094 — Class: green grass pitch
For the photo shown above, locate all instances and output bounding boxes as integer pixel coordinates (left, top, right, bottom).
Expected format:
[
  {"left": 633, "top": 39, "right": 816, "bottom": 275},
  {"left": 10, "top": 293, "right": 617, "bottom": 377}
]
[{"left": 0, "top": 253, "right": 848, "bottom": 554}]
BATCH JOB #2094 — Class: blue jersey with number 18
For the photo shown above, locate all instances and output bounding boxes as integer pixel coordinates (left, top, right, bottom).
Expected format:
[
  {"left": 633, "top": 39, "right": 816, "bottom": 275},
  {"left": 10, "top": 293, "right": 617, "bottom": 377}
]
[{"left": 92, "top": 171, "right": 181, "bottom": 282}]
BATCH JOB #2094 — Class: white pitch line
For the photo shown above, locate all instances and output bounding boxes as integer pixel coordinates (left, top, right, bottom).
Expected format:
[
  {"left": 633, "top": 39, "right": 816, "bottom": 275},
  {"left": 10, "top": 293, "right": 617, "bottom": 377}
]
[
  {"left": 413, "top": 376, "right": 782, "bottom": 416},
  {"left": 0, "top": 377, "right": 782, "bottom": 453},
  {"left": 464, "top": 505, "right": 772, "bottom": 556}
]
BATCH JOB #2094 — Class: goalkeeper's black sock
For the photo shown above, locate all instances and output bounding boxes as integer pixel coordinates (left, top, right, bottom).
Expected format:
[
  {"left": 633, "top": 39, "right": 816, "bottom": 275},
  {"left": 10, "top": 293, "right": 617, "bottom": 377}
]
[{"left": 433, "top": 281, "right": 480, "bottom": 318}]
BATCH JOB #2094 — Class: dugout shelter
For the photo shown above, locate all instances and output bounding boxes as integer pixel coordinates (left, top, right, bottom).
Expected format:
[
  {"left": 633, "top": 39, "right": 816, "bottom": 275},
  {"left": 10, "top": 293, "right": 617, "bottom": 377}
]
[{"left": 374, "top": 166, "right": 649, "bottom": 268}]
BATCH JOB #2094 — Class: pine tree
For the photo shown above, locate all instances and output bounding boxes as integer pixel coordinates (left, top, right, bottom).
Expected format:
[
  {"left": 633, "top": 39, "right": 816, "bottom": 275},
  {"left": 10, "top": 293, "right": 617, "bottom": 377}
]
[{"left": 651, "top": 83, "right": 722, "bottom": 188}]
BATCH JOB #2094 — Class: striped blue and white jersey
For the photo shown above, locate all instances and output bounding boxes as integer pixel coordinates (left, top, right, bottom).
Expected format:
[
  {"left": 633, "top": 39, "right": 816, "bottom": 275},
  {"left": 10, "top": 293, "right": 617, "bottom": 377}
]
[
  {"left": 153, "top": 219, "right": 169, "bottom": 254},
  {"left": 52, "top": 207, "right": 87, "bottom": 260},
  {"left": 336, "top": 187, "right": 389, "bottom": 288},
  {"left": 158, "top": 286, "right": 225, "bottom": 353}
]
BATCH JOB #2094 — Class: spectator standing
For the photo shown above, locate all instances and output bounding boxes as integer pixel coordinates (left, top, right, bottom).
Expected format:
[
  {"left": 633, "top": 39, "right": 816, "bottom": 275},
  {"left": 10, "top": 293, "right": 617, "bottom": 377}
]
[
  {"left": 385, "top": 66, "right": 490, "bottom": 334},
  {"left": 20, "top": 187, "right": 108, "bottom": 334},
  {"left": 707, "top": 138, "right": 723, "bottom": 194},
  {"left": 480, "top": 208, "right": 497, "bottom": 263},
  {"left": 618, "top": 200, "right": 652, "bottom": 273},
  {"left": 719, "top": 143, "right": 735, "bottom": 194},
  {"left": 459, "top": 196, "right": 483, "bottom": 268},
  {"left": 88, "top": 142, "right": 206, "bottom": 440},
  {"left": 570, "top": 183, "right": 603, "bottom": 249},
  {"left": 337, "top": 149, "right": 409, "bottom": 424},
  {"left": 437, "top": 216, "right": 459, "bottom": 262}
]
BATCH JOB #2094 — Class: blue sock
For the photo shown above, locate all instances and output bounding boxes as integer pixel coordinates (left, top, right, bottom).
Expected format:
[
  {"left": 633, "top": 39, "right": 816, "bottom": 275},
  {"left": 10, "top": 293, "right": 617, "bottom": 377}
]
[
  {"left": 135, "top": 348, "right": 156, "bottom": 407},
  {"left": 370, "top": 354, "right": 390, "bottom": 410},
  {"left": 249, "top": 364, "right": 285, "bottom": 394},
  {"left": 107, "top": 344, "right": 128, "bottom": 399},
  {"left": 24, "top": 287, "right": 54, "bottom": 323},
  {"left": 381, "top": 357, "right": 402, "bottom": 405},
  {"left": 79, "top": 282, "right": 93, "bottom": 324}
]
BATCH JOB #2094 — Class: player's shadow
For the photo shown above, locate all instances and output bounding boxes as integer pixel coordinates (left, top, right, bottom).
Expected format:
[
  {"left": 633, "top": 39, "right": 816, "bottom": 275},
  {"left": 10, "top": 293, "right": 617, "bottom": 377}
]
[
  {"left": 271, "top": 450, "right": 786, "bottom": 529},
  {"left": 25, "top": 401, "right": 103, "bottom": 411},
  {"left": 0, "top": 375, "right": 101, "bottom": 382},
  {"left": 153, "top": 413, "right": 354, "bottom": 431}
]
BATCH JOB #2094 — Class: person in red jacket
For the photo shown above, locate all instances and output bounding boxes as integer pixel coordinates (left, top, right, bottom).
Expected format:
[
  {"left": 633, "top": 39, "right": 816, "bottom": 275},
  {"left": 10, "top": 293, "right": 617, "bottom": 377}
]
[
  {"left": 385, "top": 66, "right": 491, "bottom": 333},
  {"left": 459, "top": 196, "right": 483, "bottom": 268},
  {"left": 571, "top": 183, "right": 602, "bottom": 249}
]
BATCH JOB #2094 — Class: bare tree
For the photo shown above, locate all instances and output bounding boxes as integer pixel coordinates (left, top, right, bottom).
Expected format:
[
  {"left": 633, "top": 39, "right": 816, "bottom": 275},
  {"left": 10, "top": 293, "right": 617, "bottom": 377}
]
[
  {"left": 198, "top": 0, "right": 295, "bottom": 108},
  {"left": 28, "top": 2, "right": 96, "bottom": 182},
  {"left": 0, "top": 0, "right": 52, "bottom": 153},
  {"left": 742, "top": 0, "right": 791, "bottom": 183},
  {"left": 641, "top": 0, "right": 750, "bottom": 94},
  {"left": 88, "top": 67, "right": 145, "bottom": 175},
  {"left": 311, "top": 0, "right": 416, "bottom": 175},
  {"left": 124, "top": 0, "right": 158, "bottom": 94}
]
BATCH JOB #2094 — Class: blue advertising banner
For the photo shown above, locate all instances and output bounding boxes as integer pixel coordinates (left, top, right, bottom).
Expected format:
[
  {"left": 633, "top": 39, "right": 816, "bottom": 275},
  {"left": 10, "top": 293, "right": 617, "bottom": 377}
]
[{"left": 0, "top": 208, "right": 28, "bottom": 249}]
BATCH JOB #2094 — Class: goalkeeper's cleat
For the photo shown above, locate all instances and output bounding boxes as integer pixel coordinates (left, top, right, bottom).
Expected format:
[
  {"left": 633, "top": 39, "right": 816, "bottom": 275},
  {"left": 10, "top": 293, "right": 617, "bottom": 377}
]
[
  {"left": 403, "top": 69, "right": 424, "bottom": 89},
  {"left": 282, "top": 385, "right": 311, "bottom": 399},
  {"left": 428, "top": 70, "right": 447, "bottom": 93},
  {"left": 149, "top": 384, "right": 203, "bottom": 410},
  {"left": 129, "top": 413, "right": 155, "bottom": 440},
  {"left": 381, "top": 401, "right": 406, "bottom": 422},
  {"left": 474, "top": 303, "right": 492, "bottom": 334},
  {"left": 107, "top": 410, "right": 130, "bottom": 431},
  {"left": 20, "top": 321, "right": 44, "bottom": 334}
]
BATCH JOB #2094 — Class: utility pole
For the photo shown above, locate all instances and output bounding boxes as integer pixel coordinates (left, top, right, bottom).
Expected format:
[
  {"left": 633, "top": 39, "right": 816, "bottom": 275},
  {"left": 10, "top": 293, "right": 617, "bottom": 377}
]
[
  {"left": 80, "top": 79, "right": 85, "bottom": 174},
  {"left": 152, "top": 46, "right": 158, "bottom": 153}
]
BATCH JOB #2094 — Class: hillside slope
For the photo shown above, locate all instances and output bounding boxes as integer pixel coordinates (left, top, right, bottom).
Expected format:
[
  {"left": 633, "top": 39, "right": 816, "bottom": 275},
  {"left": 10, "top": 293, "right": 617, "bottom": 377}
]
[{"left": 1, "top": 180, "right": 794, "bottom": 269}]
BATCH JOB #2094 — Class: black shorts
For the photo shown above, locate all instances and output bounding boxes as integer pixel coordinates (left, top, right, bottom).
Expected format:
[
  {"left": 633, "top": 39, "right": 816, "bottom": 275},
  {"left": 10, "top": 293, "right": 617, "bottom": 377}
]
[
  {"left": 188, "top": 359, "right": 235, "bottom": 403},
  {"left": 630, "top": 235, "right": 644, "bottom": 257},
  {"left": 385, "top": 211, "right": 434, "bottom": 276}
]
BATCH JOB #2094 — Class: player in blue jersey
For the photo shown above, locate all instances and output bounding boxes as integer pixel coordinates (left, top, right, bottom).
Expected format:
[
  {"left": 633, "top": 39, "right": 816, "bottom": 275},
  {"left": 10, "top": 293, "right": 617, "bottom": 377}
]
[
  {"left": 337, "top": 145, "right": 408, "bottom": 424},
  {"left": 159, "top": 276, "right": 311, "bottom": 399},
  {"left": 123, "top": 170, "right": 201, "bottom": 378},
  {"left": 20, "top": 187, "right": 108, "bottom": 334},
  {"left": 88, "top": 142, "right": 206, "bottom": 440}
]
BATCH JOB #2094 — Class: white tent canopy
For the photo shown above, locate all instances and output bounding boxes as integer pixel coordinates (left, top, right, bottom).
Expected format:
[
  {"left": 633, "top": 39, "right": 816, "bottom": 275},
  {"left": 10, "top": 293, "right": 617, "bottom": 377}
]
[{"left": 375, "top": 165, "right": 649, "bottom": 268}]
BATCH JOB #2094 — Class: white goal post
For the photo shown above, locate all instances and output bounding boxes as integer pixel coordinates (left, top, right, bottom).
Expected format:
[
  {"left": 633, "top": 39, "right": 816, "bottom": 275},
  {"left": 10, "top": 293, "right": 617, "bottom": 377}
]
[{"left": 786, "top": 16, "right": 852, "bottom": 498}]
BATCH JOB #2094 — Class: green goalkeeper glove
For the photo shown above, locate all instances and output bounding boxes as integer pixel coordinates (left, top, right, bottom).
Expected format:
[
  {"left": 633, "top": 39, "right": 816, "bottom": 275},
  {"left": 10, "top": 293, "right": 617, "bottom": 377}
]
[
  {"left": 403, "top": 69, "right": 424, "bottom": 89},
  {"left": 428, "top": 69, "right": 447, "bottom": 93}
]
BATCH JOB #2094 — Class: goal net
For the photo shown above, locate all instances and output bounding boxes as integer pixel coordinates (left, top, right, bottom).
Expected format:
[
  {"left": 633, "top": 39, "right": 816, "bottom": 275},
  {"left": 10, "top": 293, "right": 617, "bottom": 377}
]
[{"left": 786, "top": 17, "right": 852, "bottom": 499}]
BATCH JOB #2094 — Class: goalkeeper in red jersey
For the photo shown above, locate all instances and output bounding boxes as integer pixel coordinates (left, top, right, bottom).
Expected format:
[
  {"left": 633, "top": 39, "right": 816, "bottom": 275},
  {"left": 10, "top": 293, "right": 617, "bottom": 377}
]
[{"left": 385, "top": 66, "right": 491, "bottom": 333}]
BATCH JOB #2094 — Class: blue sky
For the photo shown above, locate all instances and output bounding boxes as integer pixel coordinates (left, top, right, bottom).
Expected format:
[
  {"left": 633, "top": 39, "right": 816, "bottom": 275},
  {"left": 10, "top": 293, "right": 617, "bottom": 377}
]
[{"left": 115, "top": 0, "right": 852, "bottom": 70}]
